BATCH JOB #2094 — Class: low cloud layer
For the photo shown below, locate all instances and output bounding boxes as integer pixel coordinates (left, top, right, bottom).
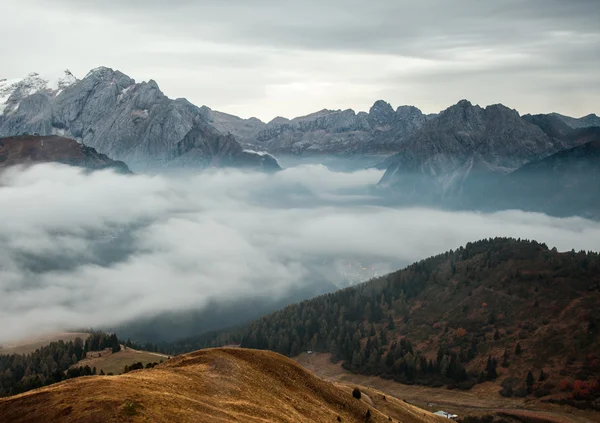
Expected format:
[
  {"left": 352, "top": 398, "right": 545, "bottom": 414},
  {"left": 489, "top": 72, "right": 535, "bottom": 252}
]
[{"left": 1, "top": 164, "right": 600, "bottom": 344}]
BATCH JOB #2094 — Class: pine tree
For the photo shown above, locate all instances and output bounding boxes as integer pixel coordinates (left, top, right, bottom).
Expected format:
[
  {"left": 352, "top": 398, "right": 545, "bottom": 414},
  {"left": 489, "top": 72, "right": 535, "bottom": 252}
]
[
  {"left": 502, "top": 349, "right": 509, "bottom": 368},
  {"left": 387, "top": 315, "right": 395, "bottom": 330},
  {"left": 539, "top": 369, "right": 546, "bottom": 381},
  {"left": 515, "top": 342, "right": 522, "bottom": 355},
  {"left": 526, "top": 370, "right": 534, "bottom": 394},
  {"left": 485, "top": 356, "right": 498, "bottom": 380}
]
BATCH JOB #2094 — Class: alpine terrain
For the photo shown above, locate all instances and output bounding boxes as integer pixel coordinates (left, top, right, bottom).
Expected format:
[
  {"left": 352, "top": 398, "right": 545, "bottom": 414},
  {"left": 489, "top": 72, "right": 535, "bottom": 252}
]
[{"left": 0, "top": 69, "right": 279, "bottom": 171}]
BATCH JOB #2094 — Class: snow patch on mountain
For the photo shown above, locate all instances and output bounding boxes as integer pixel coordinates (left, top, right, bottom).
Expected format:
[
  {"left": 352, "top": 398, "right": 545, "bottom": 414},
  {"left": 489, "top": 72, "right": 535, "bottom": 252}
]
[
  {"left": 243, "top": 149, "right": 274, "bottom": 158},
  {"left": 0, "top": 70, "right": 78, "bottom": 115}
]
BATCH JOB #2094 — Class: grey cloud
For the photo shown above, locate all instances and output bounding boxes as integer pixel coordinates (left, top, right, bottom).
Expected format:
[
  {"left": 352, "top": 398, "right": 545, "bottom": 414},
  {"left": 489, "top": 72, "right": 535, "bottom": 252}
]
[
  {"left": 30, "top": 0, "right": 599, "bottom": 56},
  {"left": 0, "top": 0, "right": 598, "bottom": 121},
  {"left": 1, "top": 164, "right": 600, "bottom": 344}
]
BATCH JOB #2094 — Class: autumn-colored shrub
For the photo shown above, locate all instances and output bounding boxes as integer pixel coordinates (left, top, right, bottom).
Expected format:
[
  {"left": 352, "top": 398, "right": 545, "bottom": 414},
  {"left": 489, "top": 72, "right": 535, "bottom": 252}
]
[
  {"left": 559, "top": 379, "right": 572, "bottom": 391},
  {"left": 456, "top": 328, "right": 467, "bottom": 337},
  {"left": 572, "top": 380, "right": 591, "bottom": 399}
]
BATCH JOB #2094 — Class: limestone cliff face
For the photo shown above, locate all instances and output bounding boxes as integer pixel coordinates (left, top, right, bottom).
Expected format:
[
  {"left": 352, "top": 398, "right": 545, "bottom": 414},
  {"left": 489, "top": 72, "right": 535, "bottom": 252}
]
[
  {"left": 170, "top": 122, "right": 281, "bottom": 171},
  {"left": 0, "top": 68, "right": 277, "bottom": 171},
  {"left": 203, "top": 100, "right": 431, "bottom": 156},
  {"left": 378, "top": 100, "right": 569, "bottom": 198}
]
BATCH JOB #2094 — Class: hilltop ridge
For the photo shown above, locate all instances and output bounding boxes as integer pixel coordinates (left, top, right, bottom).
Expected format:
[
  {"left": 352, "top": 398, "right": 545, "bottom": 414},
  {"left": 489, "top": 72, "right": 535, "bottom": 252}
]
[{"left": 0, "top": 348, "right": 441, "bottom": 423}]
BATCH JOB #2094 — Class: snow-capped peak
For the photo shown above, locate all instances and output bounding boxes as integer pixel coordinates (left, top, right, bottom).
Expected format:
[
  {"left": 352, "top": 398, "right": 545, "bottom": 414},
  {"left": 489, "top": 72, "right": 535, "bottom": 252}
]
[
  {"left": 0, "top": 69, "right": 78, "bottom": 115},
  {"left": 54, "top": 69, "right": 77, "bottom": 90},
  {"left": 84, "top": 66, "right": 115, "bottom": 79}
]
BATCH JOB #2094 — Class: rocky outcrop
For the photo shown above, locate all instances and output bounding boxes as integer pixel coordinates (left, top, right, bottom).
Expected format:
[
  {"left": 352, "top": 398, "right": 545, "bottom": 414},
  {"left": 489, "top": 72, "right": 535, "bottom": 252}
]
[
  {"left": 242, "top": 100, "right": 430, "bottom": 156},
  {"left": 170, "top": 122, "right": 281, "bottom": 171},
  {"left": 0, "top": 135, "right": 131, "bottom": 173},
  {"left": 378, "top": 100, "right": 570, "bottom": 200},
  {"left": 0, "top": 68, "right": 276, "bottom": 171}
]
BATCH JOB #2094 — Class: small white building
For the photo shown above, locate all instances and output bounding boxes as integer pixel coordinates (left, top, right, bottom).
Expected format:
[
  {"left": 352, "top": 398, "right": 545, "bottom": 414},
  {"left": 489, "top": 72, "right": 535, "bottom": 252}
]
[{"left": 434, "top": 411, "right": 458, "bottom": 420}]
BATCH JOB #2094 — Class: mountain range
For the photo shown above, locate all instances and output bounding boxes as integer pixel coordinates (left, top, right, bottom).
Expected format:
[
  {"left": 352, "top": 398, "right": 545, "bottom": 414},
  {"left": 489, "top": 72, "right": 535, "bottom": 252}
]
[
  {"left": 376, "top": 101, "right": 600, "bottom": 217},
  {"left": 1, "top": 67, "right": 599, "bottom": 218},
  {"left": 204, "top": 100, "right": 434, "bottom": 157},
  {"left": 0, "top": 69, "right": 279, "bottom": 171},
  {"left": 378, "top": 101, "right": 569, "bottom": 196}
]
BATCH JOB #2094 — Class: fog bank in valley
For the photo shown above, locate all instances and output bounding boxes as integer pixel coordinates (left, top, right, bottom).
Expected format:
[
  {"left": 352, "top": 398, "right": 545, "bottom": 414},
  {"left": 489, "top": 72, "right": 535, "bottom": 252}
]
[{"left": 1, "top": 163, "right": 600, "bottom": 344}]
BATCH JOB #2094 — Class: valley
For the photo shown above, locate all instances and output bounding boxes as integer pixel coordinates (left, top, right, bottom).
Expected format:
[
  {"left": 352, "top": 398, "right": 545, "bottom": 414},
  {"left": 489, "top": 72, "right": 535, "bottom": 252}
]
[
  {"left": 0, "top": 6, "right": 599, "bottom": 420},
  {"left": 296, "top": 353, "right": 600, "bottom": 423},
  {"left": 193, "top": 238, "right": 600, "bottom": 414}
]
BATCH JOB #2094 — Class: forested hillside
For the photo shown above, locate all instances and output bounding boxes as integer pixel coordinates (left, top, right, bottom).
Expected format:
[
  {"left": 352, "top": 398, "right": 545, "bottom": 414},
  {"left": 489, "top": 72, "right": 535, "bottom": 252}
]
[
  {"left": 177, "top": 238, "right": 599, "bottom": 398},
  {"left": 0, "top": 332, "right": 120, "bottom": 396}
]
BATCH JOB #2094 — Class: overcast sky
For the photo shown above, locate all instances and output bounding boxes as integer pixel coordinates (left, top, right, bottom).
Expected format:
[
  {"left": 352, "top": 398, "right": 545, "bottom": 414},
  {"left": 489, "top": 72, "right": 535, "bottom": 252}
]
[{"left": 2, "top": 0, "right": 599, "bottom": 121}]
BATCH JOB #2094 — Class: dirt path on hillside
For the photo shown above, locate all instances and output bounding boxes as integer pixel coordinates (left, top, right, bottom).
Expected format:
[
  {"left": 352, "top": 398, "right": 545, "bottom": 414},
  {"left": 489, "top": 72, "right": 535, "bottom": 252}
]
[
  {"left": 295, "top": 353, "right": 600, "bottom": 423},
  {"left": 122, "top": 345, "right": 170, "bottom": 359}
]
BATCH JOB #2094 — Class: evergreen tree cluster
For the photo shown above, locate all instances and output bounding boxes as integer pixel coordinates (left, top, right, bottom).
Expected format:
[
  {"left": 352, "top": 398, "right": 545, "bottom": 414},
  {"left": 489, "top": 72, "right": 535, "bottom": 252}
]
[
  {"left": 123, "top": 361, "right": 160, "bottom": 373},
  {"left": 85, "top": 332, "right": 120, "bottom": 353},
  {"left": 0, "top": 331, "right": 122, "bottom": 397}
]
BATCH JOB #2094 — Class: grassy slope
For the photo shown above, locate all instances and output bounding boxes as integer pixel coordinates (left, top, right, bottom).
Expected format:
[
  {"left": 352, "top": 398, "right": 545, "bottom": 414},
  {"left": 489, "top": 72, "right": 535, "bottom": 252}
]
[
  {"left": 71, "top": 347, "right": 169, "bottom": 375},
  {"left": 0, "top": 348, "right": 445, "bottom": 423}
]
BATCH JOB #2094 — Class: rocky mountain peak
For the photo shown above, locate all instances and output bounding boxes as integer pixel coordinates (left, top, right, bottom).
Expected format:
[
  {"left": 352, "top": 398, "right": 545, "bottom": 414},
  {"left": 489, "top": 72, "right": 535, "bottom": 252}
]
[
  {"left": 267, "top": 116, "right": 290, "bottom": 127},
  {"left": 0, "top": 66, "right": 281, "bottom": 172},
  {"left": 84, "top": 66, "right": 117, "bottom": 79},
  {"left": 395, "top": 105, "right": 426, "bottom": 123},
  {"left": 0, "top": 70, "right": 79, "bottom": 115},
  {"left": 436, "top": 99, "right": 484, "bottom": 127},
  {"left": 379, "top": 99, "right": 567, "bottom": 196},
  {"left": 369, "top": 99, "right": 395, "bottom": 124}
]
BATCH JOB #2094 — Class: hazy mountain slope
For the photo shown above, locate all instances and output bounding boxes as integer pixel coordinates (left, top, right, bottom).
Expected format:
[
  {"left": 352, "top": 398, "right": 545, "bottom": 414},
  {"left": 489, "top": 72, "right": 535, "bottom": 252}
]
[
  {"left": 551, "top": 112, "right": 600, "bottom": 129},
  {"left": 378, "top": 101, "right": 569, "bottom": 201},
  {"left": 170, "top": 121, "right": 280, "bottom": 171},
  {"left": 0, "top": 68, "right": 274, "bottom": 171},
  {"left": 114, "top": 279, "right": 337, "bottom": 343},
  {"left": 196, "top": 239, "right": 600, "bottom": 393},
  {"left": 204, "top": 100, "right": 431, "bottom": 156},
  {"left": 253, "top": 100, "right": 429, "bottom": 156},
  {"left": 0, "top": 348, "right": 439, "bottom": 423},
  {"left": 521, "top": 113, "right": 576, "bottom": 141},
  {"left": 0, "top": 135, "right": 130, "bottom": 173},
  {"left": 485, "top": 140, "right": 600, "bottom": 218},
  {"left": 201, "top": 106, "right": 267, "bottom": 142},
  {"left": 523, "top": 113, "right": 600, "bottom": 144}
]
